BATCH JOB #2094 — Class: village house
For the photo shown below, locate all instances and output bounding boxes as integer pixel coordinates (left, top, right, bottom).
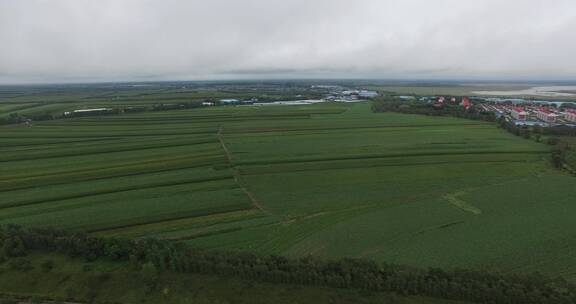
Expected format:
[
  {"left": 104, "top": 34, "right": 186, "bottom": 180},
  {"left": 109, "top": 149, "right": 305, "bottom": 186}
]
[
  {"left": 510, "top": 107, "right": 527, "bottom": 121},
  {"left": 536, "top": 108, "right": 560, "bottom": 123}
]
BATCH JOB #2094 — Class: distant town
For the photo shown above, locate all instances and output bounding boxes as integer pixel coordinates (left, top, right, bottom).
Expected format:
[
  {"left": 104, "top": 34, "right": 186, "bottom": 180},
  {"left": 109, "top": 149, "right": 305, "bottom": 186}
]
[{"left": 411, "top": 95, "right": 576, "bottom": 128}]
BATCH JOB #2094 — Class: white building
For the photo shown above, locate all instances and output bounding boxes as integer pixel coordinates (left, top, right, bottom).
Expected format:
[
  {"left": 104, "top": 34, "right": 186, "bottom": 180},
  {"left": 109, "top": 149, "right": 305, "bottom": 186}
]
[
  {"left": 358, "top": 90, "right": 379, "bottom": 98},
  {"left": 220, "top": 99, "right": 240, "bottom": 104},
  {"left": 64, "top": 108, "right": 113, "bottom": 116},
  {"left": 536, "top": 110, "right": 560, "bottom": 123}
]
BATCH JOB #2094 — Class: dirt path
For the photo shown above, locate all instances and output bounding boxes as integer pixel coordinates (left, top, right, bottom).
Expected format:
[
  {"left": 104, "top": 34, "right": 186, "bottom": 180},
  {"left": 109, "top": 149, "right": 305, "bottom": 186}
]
[
  {"left": 443, "top": 191, "right": 482, "bottom": 215},
  {"left": 217, "top": 126, "right": 270, "bottom": 215}
]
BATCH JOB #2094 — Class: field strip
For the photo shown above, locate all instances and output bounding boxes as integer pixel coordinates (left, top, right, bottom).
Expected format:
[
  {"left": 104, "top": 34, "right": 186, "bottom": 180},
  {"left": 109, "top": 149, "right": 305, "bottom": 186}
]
[
  {"left": 0, "top": 157, "right": 226, "bottom": 192},
  {"left": 443, "top": 191, "right": 482, "bottom": 215},
  {"left": 224, "top": 122, "right": 487, "bottom": 134},
  {"left": 0, "top": 184, "right": 244, "bottom": 223},
  {"left": 25, "top": 124, "right": 218, "bottom": 132},
  {"left": 0, "top": 138, "right": 125, "bottom": 151},
  {"left": 0, "top": 136, "right": 133, "bottom": 147},
  {"left": 217, "top": 126, "right": 271, "bottom": 215},
  {"left": 0, "top": 175, "right": 234, "bottom": 210},
  {"left": 92, "top": 209, "right": 264, "bottom": 238},
  {"left": 235, "top": 150, "right": 549, "bottom": 167},
  {"left": 0, "top": 129, "right": 217, "bottom": 139},
  {"left": 165, "top": 219, "right": 277, "bottom": 241},
  {"left": 239, "top": 158, "right": 536, "bottom": 176},
  {"left": 84, "top": 204, "right": 252, "bottom": 233},
  {"left": 0, "top": 133, "right": 212, "bottom": 148},
  {"left": 0, "top": 138, "right": 217, "bottom": 162},
  {"left": 0, "top": 151, "right": 222, "bottom": 180},
  {"left": 0, "top": 103, "right": 43, "bottom": 114}
]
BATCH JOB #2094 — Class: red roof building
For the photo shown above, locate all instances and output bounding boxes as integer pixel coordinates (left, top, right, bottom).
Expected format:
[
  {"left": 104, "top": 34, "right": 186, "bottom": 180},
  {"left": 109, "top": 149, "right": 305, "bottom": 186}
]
[
  {"left": 510, "top": 107, "right": 527, "bottom": 121},
  {"left": 536, "top": 108, "right": 560, "bottom": 123},
  {"left": 461, "top": 97, "right": 472, "bottom": 109},
  {"left": 564, "top": 109, "right": 576, "bottom": 123}
]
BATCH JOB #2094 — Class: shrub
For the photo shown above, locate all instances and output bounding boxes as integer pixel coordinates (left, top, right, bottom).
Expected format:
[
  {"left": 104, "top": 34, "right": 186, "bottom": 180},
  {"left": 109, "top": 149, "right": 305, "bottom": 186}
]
[
  {"left": 8, "top": 258, "right": 33, "bottom": 271},
  {"left": 41, "top": 259, "right": 55, "bottom": 272},
  {"left": 82, "top": 264, "right": 93, "bottom": 272}
]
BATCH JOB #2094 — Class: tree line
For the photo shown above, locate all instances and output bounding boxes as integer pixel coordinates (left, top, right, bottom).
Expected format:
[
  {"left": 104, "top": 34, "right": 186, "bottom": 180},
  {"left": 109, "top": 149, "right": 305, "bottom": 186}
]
[
  {"left": 0, "top": 91, "right": 323, "bottom": 126},
  {"left": 1, "top": 225, "right": 576, "bottom": 304},
  {"left": 371, "top": 98, "right": 497, "bottom": 122},
  {"left": 0, "top": 101, "right": 204, "bottom": 125}
]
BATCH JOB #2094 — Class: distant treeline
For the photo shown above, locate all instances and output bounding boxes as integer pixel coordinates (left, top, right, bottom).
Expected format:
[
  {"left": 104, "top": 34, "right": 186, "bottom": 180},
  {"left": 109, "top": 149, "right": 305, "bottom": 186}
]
[
  {"left": 371, "top": 98, "right": 497, "bottom": 122},
  {"left": 2, "top": 225, "right": 576, "bottom": 304},
  {"left": 0, "top": 93, "right": 321, "bottom": 125},
  {"left": 372, "top": 98, "right": 576, "bottom": 174},
  {"left": 0, "top": 101, "right": 205, "bottom": 125}
]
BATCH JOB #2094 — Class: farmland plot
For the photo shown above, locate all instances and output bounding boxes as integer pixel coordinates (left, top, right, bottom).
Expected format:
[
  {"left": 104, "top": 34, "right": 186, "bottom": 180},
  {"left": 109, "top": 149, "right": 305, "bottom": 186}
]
[{"left": 1, "top": 102, "right": 576, "bottom": 280}]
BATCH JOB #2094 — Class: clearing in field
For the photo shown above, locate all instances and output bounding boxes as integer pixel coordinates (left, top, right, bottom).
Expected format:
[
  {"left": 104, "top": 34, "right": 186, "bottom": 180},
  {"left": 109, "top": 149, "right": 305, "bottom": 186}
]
[{"left": 1, "top": 102, "right": 576, "bottom": 280}]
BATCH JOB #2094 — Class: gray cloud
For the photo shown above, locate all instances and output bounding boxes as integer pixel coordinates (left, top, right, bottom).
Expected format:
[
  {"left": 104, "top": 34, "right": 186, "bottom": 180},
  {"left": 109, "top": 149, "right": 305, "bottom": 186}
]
[{"left": 1, "top": 0, "right": 575, "bottom": 83}]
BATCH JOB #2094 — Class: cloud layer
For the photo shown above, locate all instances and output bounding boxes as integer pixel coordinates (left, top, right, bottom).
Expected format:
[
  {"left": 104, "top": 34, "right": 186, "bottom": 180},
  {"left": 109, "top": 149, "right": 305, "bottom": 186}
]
[{"left": 1, "top": 0, "right": 575, "bottom": 83}]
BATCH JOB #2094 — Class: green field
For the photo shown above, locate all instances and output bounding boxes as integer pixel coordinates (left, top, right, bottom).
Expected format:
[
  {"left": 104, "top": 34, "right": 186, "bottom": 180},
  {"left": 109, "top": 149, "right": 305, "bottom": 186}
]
[{"left": 1, "top": 102, "right": 575, "bottom": 281}]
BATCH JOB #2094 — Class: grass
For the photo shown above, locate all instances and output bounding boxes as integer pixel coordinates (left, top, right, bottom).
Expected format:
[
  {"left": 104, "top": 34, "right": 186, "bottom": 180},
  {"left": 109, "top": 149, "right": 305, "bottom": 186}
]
[{"left": 1, "top": 101, "right": 576, "bottom": 283}]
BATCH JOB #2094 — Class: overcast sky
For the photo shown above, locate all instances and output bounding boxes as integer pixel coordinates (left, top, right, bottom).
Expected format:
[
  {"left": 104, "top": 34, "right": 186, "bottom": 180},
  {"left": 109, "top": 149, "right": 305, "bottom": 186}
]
[{"left": 0, "top": 0, "right": 575, "bottom": 84}]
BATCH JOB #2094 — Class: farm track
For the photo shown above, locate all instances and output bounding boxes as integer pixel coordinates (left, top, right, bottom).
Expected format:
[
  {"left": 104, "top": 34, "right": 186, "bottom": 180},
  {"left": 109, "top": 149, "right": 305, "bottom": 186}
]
[
  {"left": 443, "top": 192, "right": 482, "bottom": 215},
  {"left": 217, "top": 126, "right": 270, "bottom": 215}
]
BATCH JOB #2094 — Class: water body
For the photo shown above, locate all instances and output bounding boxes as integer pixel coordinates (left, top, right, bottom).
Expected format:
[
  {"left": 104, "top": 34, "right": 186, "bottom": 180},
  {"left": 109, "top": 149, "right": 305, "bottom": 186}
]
[{"left": 474, "top": 86, "right": 576, "bottom": 97}]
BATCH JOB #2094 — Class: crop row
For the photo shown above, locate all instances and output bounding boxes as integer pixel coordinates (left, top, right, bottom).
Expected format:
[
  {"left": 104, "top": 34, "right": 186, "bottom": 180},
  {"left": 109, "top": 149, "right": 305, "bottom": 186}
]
[
  {"left": 0, "top": 152, "right": 227, "bottom": 192},
  {"left": 0, "top": 135, "right": 218, "bottom": 162},
  {"left": 0, "top": 187, "right": 252, "bottom": 232},
  {"left": 237, "top": 152, "right": 546, "bottom": 175}
]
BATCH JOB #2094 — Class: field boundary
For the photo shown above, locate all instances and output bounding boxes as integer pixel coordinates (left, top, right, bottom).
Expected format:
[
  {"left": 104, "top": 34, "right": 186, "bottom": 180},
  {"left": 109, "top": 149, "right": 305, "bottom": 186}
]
[{"left": 217, "top": 126, "right": 270, "bottom": 215}]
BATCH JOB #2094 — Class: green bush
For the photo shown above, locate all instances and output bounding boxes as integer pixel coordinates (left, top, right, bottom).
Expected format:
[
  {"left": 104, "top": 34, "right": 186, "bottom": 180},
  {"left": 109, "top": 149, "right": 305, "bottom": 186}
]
[
  {"left": 40, "top": 259, "right": 55, "bottom": 272},
  {"left": 8, "top": 257, "right": 33, "bottom": 271},
  {"left": 82, "top": 264, "right": 93, "bottom": 272}
]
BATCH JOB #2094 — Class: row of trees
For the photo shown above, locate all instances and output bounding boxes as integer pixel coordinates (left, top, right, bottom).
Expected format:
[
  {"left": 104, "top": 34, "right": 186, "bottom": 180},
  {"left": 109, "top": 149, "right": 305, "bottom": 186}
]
[
  {"left": 1, "top": 225, "right": 576, "bottom": 304},
  {"left": 371, "top": 98, "right": 497, "bottom": 122},
  {"left": 0, "top": 101, "right": 207, "bottom": 126},
  {"left": 497, "top": 118, "right": 575, "bottom": 171},
  {"left": 0, "top": 91, "right": 322, "bottom": 126},
  {"left": 0, "top": 112, "right": 52, "bottom": 125}
]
